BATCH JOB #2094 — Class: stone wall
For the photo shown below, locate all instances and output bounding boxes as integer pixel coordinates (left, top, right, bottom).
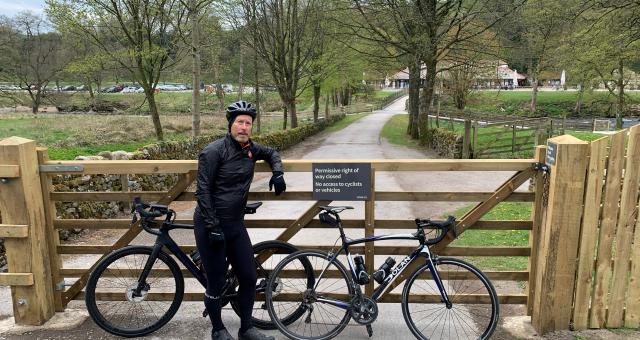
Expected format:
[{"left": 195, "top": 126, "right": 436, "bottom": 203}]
[
  {"left": 429, "top": 128, "right": 463, "bottom": 159},
  {"left": 0, "top": 114, "right": 345, "bottom": 271}
]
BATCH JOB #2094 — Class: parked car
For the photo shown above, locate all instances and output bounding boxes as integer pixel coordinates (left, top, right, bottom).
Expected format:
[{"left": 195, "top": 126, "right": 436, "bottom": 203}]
[
  {"left": 222, "top": 84, "right": 234, "bottom": 93},
  {"left": 121, "top": 86, "right": 140, "bottom": 93},
  {"left": 61, "top": 85, "right": 76, "bottom": 91},
  {"left": 76, "top": 85, "right": 88, "bottom": 91},
  {"left": 158, "top": 84, "right": 178, "bottom": 91}
]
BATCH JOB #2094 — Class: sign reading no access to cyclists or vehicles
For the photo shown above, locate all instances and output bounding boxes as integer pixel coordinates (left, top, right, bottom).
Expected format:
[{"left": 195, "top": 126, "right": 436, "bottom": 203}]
[{"left": 312, "top": 163, "right": 371, "bottom": 200}]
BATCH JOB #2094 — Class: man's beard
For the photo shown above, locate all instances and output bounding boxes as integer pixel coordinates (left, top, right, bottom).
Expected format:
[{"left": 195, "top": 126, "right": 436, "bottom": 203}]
[{"left": 233, "top": 133, "right": 249, "bottom": 143}]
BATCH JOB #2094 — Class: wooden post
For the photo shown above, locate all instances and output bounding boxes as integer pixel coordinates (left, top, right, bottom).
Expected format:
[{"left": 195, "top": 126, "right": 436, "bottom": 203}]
[
  {"left": 120, "top": 174, "right": 130, "bottom": 211},
  {"left": 462, "top": 120, "right": 471, "bottom": 159},
  {"left": 512, "top": 124, "right": 517, "bottom": 154},
  {"left": 531, "top": 135, "right": 588, "bottom": 334},
  {"left": 0, "top": 137, "right": 55, "bottom": 325},
  {"left": 527, "top": 146, "right": 546, "bottom": 316},
  {"left": 472, "top": 123, "right": 478, "bottom": 159},
  {"left": 364, "top": 167, "right": 375, "bottom": 296},
  {"left": 36, "top": 148, "right": 64, "bottom": 312}
]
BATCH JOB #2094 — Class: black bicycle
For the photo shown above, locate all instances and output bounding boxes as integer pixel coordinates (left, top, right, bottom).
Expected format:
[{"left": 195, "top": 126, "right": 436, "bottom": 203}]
[
  {"left": 265, "top": 206, "right": 499, "bottom": 340},
  {"left": 85, "top": 198, "right": 314, "bottom": 337}
]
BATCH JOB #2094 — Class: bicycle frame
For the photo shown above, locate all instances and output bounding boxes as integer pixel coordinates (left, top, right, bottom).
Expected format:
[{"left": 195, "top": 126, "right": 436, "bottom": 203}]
[
  {"left": 314, "top": 219, "right": 452, "bottom": 309},
  {"left": 134, "top": 221, "right": 207, "bottom": 296}
]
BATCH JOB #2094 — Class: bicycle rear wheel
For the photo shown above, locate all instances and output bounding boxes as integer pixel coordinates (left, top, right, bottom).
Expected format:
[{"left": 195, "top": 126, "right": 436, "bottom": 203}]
[
  {"left": 85, "top": 246, "right": 184, "bottom": 337},
  {"left": 230, "top": 240, "right": 313, "bottom": 329},
  {"left": 401, "top": 257, "right": 499, "bottom": 340},
  {"left": 266, "top": 250, "right": 354, "bottom": 340}
]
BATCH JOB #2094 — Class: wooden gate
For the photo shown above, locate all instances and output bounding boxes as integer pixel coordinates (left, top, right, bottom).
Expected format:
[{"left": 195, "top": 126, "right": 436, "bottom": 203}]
[{"left": 0, "top": 136, "right": 541, "bottom": 326}]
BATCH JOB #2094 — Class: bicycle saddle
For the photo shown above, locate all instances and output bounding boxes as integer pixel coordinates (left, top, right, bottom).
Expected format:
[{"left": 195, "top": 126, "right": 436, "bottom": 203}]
[
  {"left": 245, "top": 202, "right": 263, "bottom": 214},
  {"left": 319, "top": 205, "right": 354, "bottom": 214}
]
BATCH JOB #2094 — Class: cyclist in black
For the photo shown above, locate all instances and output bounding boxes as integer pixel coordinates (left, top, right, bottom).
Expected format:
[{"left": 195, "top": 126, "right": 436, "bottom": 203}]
[{"left": 194, "top": 100, "right": 286, "bottom": 340}]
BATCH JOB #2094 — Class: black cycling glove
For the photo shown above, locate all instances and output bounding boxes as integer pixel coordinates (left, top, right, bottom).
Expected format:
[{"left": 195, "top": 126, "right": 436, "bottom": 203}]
[
  {"left": 269, "top": 171, "right": 286, "bottom": 196},
  {"left": 205, "top": 216, "right": 224, "bottom": 244}
]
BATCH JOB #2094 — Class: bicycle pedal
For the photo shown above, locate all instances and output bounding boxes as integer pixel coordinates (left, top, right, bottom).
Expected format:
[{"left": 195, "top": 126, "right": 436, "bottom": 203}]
[
  {"left": 366, "top": 325, "right": 373, "bottom": 337},
  {"left": 202, "top": 309, "right": 209, "bottom": 318}
]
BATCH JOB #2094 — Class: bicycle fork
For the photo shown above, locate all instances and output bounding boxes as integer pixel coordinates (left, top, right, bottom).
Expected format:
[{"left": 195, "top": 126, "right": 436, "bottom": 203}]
[
  {"left": 425, "top": 255, "right": 452, "bottom": 308},
  {"left": 132, "top": 243, "right": 163, "bottom": 298}
]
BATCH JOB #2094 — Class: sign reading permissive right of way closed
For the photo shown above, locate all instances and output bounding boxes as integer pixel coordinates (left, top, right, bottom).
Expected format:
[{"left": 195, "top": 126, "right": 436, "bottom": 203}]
[{"left": 312, "top": 163, "right": 371, "bottom": 200}]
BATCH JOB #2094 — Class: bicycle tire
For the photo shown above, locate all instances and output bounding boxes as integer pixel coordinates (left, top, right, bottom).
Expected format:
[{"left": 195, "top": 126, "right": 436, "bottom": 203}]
[
  {"left": 85, "top": 246, "right": 184, "bottom": 338},
  {"left": 229, "top": 240, "right": 313, "bottom": 330},
  {"left": 266, "top": 249, "right": 354, "bottom": 340},
  {"left": 401, "top": 257, "right": 499, "bottom": 340}
]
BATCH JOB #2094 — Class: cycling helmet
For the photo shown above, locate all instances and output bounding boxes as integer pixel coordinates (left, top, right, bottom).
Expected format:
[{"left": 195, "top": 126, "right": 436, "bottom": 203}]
[{"left": 226, "top": 100, "right": 257, "bottom": 130}]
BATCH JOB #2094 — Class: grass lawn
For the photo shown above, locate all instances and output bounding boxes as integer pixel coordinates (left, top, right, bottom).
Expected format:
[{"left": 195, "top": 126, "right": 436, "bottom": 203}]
[
  {"left": 447, "top": 202, "right": 532, "bottom": 272},
  {"left": 456, "top": 90, "right": 640, "bottom": 117},
  {"left": 380, "top": 114, "right": 421, "bottom": 148}
]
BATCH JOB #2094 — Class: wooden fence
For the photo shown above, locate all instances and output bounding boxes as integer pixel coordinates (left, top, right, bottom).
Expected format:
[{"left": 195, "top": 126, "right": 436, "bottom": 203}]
[
  {"left": 0, "top": 137, "right": 537, "bottom": 326},
  {"left": 3, "top": 130, "right": 639, "bottom": 335}
]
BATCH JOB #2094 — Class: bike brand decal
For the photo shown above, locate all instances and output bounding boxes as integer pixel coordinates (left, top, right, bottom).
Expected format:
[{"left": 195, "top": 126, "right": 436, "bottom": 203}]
[{"left": 387, "top": 255, "right": 412, "bottom": 280}]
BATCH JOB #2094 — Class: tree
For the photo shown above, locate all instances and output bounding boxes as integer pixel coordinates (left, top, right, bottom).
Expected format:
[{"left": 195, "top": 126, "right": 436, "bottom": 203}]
[
  {"left": 47, "top": 0, "right": 189, "bottom": 140},
  {"left": 349, "top": 0, "right": 523, "bottom": 143},
  {"left": 0, "top": 12, "right": 67, "bottom": 113},
  {"left": 238, "top": 0, "right": 324, "bottom": 129}
]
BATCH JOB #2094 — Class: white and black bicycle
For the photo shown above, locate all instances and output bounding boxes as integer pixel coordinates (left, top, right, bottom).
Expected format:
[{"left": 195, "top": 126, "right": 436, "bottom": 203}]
[{"left": 264, "top": 205, "right": 499, "bottom": 340}]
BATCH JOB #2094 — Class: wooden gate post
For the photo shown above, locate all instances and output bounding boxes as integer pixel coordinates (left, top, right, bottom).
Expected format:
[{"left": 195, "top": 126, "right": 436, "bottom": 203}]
[
  {"left": 531, "top": 135, "right": 588, "bottom": 334},
  {"left": 0, "top": 137, "right": 55, "bottom": 325}
]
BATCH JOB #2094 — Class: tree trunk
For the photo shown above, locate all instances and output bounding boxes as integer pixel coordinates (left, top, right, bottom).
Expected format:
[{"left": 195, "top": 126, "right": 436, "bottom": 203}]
[
  {"left": 407, "top": 57, "right": 420, "bottom": 138},
  {"left": 419, "top": 57, "right": 437, "bottom": 145},
  {"left": 324, "top": 95, "right": 330, "bottom": 118},
  {"left": 616, "top": 59, "right": 624, "bottom": 129},
  {"left": 312, "top": 84, "right": 321, "bottom": 123},
  {"left": 254, "top": 46, "right": 260, "bottom": 133},
  {"left": 146, "top": 88, "right": 164, "bottom": 140},
  {"left": 530, "top": 77, "right": 538, "bottom": 114},
  {"left": 212, "top": 62, "right": 225, "bottom": 111},
  {"left": 191, "top": 0, "right": 201, "bottom": 137},
  {"left": 289, "top": 97, "right": 298, "bottom": 128},
  {"left": 574, "top": 84, "right": 584, "bottom": 115},
  {"left": 283, "top": 106, "right": 288, "bottom": 130},
  {"left": 238, "top": 44, "right": 244, "bottom": 100},
  {"left": 87, "top": 80, "right": 95, "bottom": 110}
]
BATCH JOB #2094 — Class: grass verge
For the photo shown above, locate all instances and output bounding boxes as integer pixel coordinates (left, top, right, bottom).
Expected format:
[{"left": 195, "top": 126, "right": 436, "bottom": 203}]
[{"left": 447, "top": 202, "right": 532, "bottom": 272}]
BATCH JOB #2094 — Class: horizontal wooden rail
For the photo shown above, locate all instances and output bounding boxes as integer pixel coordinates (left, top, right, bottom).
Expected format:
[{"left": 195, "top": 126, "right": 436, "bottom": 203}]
[
  {"left": 72, "top": 291, "right": 526, "bottom": 304},
  {"left": 49, "top": 191, "right": 535, "bottom": 202},
  {"left": 0, "top": 165, "right": 20, "bottom": 178},
  {"left": 57, "top": 245, "right": 531, "bottom": 256},
  {"left": 59, "top": 268, "right": 528, "bottom": 281},
  {"left": 0, "top": 224, "right": 29, "bottom": 238},
  {"left": 41, "top": 159, "right": 535, "bottom": 174},
  {"left": 54, "top": 219, "right": 532, "bottom": 230},
  {"left": 0, "top": 273, "right": 34, "bottom": 286}
]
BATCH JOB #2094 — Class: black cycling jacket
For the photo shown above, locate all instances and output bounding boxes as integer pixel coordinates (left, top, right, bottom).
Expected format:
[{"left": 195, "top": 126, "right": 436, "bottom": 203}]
[{"left": 195, "top": 133, "right": 283, "bottom": 225}]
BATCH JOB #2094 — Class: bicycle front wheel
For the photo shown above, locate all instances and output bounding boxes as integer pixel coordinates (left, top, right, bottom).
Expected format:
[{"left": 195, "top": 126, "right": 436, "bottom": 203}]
[
  {"left": 85, "top": 246, "right": 184, "bottom": 338},
  {"left": 402, "top": 257, "right": 499, "bottom": 340},
  {"left": 266, "top": 250, "right": 354, "bottom": 340}
]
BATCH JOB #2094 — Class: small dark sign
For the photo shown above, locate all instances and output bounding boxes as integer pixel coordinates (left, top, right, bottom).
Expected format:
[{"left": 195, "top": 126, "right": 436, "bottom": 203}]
[
  {"left": 546, "top": 142, "right": 557, "bottom": 166},
  {"left": 312, "top": 163, "right": 371, "bottom": 200}
]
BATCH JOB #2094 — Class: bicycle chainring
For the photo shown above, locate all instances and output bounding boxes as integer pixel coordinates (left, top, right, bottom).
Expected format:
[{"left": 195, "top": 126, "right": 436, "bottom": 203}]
[{"left": 350, "top": 296, "right": 378, "bottom": 325}]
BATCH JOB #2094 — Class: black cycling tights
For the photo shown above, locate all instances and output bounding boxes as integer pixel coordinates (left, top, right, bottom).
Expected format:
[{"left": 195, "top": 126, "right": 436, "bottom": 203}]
[{"left": 194, "top": 216, "right": 257, "bottom": 333}]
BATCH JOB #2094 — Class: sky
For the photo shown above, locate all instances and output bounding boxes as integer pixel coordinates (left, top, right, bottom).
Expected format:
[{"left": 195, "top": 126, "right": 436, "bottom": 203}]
[{"left": 0, "top": 0, "right": 45, "bottom": 17}]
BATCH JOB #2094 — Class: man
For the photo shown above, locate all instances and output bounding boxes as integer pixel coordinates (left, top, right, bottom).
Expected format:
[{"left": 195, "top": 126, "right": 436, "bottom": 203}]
[{"left": 194, "top": 100, "right": 286, "bottom": 340}]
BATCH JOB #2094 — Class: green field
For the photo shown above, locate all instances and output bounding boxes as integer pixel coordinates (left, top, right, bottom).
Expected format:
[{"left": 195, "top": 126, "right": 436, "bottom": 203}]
[
  {"left": 447, "top": 90, "right": 640, "bottom": 118},
  {"left": 0, "top": 90, "right": 400, "bottom": 159},
  {"left": 383, "top": 114, "right": 604, "bottom": 159},
  {"left": 448, "top": 202, "right": 532, "bottom": 272}
]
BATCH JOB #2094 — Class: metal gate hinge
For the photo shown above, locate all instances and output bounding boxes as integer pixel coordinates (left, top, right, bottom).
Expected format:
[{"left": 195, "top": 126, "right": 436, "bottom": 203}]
[{"left": 39, "top": 164, "right": 85, "bottom": 173}]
